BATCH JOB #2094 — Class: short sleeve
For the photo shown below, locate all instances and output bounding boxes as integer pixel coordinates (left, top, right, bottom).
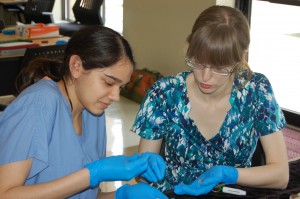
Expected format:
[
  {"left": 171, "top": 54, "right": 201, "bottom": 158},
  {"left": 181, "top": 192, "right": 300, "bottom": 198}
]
[
  {"left": 0, "top": 92, "right": 56, "bottom": 179},
  {"left": 253, "top": 74, "right": 286, "bottom": 136},
  {"left": 132, "top": 79, "right": 170, "bottom": 140}
]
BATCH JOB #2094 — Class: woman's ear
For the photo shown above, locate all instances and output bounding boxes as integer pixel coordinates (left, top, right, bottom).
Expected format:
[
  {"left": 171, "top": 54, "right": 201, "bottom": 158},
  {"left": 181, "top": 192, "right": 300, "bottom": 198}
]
[{"left": 69, "top": 55, "right": 83, "bottom": 78}]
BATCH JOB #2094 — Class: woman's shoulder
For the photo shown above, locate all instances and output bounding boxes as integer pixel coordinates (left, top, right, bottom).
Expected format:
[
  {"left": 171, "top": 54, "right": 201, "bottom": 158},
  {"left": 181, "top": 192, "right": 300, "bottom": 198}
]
[
  {"left": 155, "top": 71, "right": 191, "bottom": 88},
  {"left": 235, "top": 71, "right": 272, "bottom": 90},
  {"left": 248, "top": 72, "right": 273, "bottom": 93},
  {"left": 9, "top": 79, "right": 62, "bottom": 115},
  {"left": 251, "top": 72, "right": 270, "bottom": 83},
  {"left": 145, "top": 71, "right": 190, "bottom": 104}
]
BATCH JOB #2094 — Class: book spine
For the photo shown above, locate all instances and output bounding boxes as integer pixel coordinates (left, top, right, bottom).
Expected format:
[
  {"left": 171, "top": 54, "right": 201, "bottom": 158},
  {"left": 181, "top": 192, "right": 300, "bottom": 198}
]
[
  {"left": 0, "top": 44, "right": 39, "bottom": 50},
  {"left": 0, "top": 48, "right": 27, "bottom": 56}
]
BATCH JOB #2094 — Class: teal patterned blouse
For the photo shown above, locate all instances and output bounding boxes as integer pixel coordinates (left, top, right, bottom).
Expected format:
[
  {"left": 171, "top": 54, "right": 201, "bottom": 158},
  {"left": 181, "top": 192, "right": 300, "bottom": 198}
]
[{"left": 132, "top": 70, "right": 286, "bottom": 191}]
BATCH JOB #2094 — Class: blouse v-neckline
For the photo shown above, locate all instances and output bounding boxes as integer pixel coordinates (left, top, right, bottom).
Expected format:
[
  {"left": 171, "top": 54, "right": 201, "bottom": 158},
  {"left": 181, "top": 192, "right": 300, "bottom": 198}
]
[{"left": 183, "top": 72, "right": 236, "bottom": 142}]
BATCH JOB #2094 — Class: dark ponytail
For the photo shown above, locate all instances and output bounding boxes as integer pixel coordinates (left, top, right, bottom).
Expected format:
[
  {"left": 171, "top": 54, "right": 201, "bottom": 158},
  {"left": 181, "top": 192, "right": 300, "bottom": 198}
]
[{"left": 15, "top": 58, "right": 64, "bottom": 94}]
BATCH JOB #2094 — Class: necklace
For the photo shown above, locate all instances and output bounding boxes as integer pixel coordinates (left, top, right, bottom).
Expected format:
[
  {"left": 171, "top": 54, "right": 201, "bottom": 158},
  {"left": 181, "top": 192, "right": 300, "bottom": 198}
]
[{"left": 62, "top": 78, "right": 73, "bottom": 111}]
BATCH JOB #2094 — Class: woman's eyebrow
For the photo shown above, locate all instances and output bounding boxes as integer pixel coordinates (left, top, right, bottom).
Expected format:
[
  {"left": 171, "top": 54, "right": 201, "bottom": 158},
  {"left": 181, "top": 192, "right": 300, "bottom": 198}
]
[{"left": 104, "top": 74, "right": 122, "bottom": 83}]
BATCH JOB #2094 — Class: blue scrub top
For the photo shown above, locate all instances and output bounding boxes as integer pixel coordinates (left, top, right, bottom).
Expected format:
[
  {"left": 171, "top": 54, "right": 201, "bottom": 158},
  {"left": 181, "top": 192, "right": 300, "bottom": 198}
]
[{"left": 0, "top": 78, "right": 107, "bottom": 199}]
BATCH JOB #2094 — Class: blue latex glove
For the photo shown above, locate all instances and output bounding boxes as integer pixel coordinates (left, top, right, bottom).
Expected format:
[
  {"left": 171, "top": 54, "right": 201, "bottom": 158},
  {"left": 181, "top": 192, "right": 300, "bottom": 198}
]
[
  {"left": 140, "top": 152, "right": 166, "bottom": 182},
  {"left": 84, "top": 153, "right": 148, "bottom": 188},
  {"left": 115, "top": 183, "right": 169, "bottom": 199},
  {"left": 174, "top": 165, "right": 238, "bottom": 196}
]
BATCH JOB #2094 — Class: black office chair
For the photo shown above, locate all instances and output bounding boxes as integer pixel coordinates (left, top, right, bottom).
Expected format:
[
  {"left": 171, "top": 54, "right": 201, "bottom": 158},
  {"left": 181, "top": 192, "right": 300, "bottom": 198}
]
[
  {"left": 0, "top": 19, "right": 5, "bottom": 32},
  {"left": 19, "top": 44, "right": 66, "bottom": 70},
  {"left": 57, "top": 0, "right": 103, "bottom": 36},
  {"left": 251, "top": 139, "right": 266, "bottom": 166},
  {"left": 2, "top": 4, "right": 24, "bottom": 24},
  {"left": 22, "top": 0, "right": 55, "bottom": 24}
]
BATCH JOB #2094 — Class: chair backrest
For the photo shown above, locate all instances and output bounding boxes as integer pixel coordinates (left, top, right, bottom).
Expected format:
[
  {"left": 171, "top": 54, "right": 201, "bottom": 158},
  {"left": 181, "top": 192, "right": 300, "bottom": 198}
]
[
  {"left": 0, "top": 19, "right": 5, "bottom": 32},
  {"left": 72, "top": 0, "right": 103, "bottom": 25},
  {"left": 251, "top": 139, "right": 266, "bottom": 166},
  {"left": 20, "top": 44, "right": 66, "bottom": 70},
  {"left": 23, "top": 0, "right": 55, "bottom": 24}
]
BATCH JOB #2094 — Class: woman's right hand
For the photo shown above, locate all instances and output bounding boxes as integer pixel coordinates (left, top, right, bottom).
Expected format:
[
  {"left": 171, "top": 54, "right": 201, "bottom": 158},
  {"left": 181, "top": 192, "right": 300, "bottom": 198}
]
[
  {"left": 115, "top": 183, "right": 169, "bottom": 199},
  {"left": 84, "top": 153, "right": 148, "bottom": 188}
]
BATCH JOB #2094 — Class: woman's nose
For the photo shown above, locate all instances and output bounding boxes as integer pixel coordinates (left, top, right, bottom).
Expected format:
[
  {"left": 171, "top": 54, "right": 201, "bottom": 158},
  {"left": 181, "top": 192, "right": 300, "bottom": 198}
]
[
  {"left": 108, "top": 86, "right": 120, "bottom": 102},
  {"left": 202, "top": 68, "right": 213, "bottom": 82}
]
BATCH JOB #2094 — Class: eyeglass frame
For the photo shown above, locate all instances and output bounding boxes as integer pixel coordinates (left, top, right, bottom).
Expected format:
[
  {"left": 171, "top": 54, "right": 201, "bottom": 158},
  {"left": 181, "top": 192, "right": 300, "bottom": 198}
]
[{"left": 185, "top": 58, "right": 237, "bottom": 76}]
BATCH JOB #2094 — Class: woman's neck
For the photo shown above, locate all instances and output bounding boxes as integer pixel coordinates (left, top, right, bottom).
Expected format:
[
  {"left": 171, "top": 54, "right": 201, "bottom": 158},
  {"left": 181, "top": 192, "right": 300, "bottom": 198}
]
[{"left": 58, "top": 79, "right": 83, "bottom": 136}]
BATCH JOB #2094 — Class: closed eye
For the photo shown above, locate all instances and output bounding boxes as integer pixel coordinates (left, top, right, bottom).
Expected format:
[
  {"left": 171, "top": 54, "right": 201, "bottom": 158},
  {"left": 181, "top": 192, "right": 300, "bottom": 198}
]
[{"left": 105, "top": 81, "right": 114, "bottom": 86}]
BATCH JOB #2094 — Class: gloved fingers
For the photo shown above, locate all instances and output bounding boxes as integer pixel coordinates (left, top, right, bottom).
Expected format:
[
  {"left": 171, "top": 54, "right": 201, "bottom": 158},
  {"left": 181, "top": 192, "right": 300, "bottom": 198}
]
[
  {"left": 152, "top": 155, "right": 166, "bottom": 180},
  {"left": 114, "top": 155, "right": 149, "bottom": 181},
  {"left": 174, "top": 183, "right": 215, "bottom": 196},
  {"left": 141, "top": 152, "right": 166, "bottom": 181},
  {"left": 174, "top": 183, "right": 200, "bottom": 196},
  {"left": 128, "top": 152, "right": 140, "bottom": 161},
  {"left": 198, "top": 177, "right": 217, "bottom": 186},
  {"left": 199, "top": 183, "right": 219, "bottom": 195},
  {"left": 125, "top": 155, "right": 149, "bottom": 178},
  {"left": 174, "top": 183, "right": 186, "bottom": 195},
  {"left": 115, "top": 184, "right": 130, "bottom": 199},
  {"left": 181, "top": 185, "right": 203, "bottom": 196},
  {"left": 142, "top": 158, "right": 161, "bottom": 182},
  {"left": 135, "top": 154, "right": 149, "bottom": 168},
  {"left": 152, "top": 189, "right": 169, "bottom": 199},
  {"left": 117, "top": 183, "right": 169, "bottom": 199},
  {"left": 142, "top": 169, "right": 158, "bottom": 182}
]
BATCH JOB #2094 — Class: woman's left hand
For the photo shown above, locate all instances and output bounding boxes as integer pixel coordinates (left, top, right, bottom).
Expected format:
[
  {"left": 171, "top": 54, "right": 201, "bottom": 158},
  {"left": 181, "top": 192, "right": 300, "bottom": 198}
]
[{"left": 174, "top": 165, "right": 238, "bottom": 196}]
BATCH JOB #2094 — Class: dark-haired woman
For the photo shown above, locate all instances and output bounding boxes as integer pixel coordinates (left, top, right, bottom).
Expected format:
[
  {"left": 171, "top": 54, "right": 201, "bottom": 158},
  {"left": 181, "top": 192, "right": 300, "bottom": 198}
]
[
  {"left": 0, "top": 26, "right": 167, "bottom": 199},
  {"left": 133, "top": 5, "right": 289, "bottom": 196}
]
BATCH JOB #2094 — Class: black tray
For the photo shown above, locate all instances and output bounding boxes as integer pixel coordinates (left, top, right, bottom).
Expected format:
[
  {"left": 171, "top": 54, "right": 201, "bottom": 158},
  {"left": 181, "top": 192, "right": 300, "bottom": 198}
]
[{"left": 165, "top": 159, "right": 300, "bottom": 199}]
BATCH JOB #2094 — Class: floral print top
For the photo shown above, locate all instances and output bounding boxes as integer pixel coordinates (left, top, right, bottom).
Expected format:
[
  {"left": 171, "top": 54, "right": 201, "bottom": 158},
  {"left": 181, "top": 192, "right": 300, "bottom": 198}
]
[{"left": 132, "top": 70, "right": 286, "bottom": 191}]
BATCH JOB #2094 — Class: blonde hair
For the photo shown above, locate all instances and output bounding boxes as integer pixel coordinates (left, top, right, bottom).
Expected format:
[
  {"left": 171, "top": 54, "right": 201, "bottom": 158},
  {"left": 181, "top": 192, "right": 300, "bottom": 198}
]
[{"left": 186, "top": 5, "right": 252, "bottom": 79}]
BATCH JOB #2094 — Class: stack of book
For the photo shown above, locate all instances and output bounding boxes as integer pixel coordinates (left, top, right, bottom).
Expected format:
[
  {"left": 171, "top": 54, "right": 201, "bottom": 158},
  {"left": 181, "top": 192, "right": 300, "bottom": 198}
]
[{"left": 0, "top": 41, "right": 40, "bottom": 56}]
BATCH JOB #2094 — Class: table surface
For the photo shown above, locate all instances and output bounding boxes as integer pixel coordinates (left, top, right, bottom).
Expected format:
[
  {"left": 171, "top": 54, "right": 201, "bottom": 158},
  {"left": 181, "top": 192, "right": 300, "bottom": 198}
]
[{"left": 165, "top": 158, "right": 300, "bottom": 199}]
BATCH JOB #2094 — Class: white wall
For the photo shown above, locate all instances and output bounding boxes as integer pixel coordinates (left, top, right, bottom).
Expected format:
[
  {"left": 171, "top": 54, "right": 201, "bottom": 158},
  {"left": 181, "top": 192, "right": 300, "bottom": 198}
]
[{"left": 217, "top": 0, "right": 235, "bottom": 7}]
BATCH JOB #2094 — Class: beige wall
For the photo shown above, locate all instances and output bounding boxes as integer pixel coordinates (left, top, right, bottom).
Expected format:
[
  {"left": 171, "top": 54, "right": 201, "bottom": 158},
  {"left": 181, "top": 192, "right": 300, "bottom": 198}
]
[{"left": 123, "top": 0, "right": 217, "bottom": 76}]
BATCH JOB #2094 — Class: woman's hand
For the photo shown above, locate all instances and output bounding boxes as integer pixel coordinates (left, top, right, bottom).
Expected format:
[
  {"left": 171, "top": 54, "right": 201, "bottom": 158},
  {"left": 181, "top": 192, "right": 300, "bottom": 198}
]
[
  {"left": 140, "top": 152, "right": 166, "bottom": 182},
  {"left": 84, "top": 153, "right": 148, "bottom": 188},
  {"left": 174, "top": 165, "right": 238, "bottom": 196},
  {"left": 115, "top": 183, "right": 168, "bottom": 199}
]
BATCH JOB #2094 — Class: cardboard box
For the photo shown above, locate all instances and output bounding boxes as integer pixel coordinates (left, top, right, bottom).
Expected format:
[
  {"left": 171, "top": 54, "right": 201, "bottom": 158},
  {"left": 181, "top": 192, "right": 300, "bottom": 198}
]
[
  {"left": 29, "top": 24, "right": 59, "bottom": 39},
  {"left": 15, "top": 23, "right": 59, "bottom": 39},
  {"left": 15, "top": 24, "right": 36, "bottom": 36}
]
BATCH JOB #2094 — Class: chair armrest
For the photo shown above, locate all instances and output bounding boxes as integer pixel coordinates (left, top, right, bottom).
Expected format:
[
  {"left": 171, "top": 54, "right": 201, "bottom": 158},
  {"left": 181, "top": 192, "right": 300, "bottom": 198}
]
[{"left": 41, "top": 12, "right": 53, "bottom": 16}]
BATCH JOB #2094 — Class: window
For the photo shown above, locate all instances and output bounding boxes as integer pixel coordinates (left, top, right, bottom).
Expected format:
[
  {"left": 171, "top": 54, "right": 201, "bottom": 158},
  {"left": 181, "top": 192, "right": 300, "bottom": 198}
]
[
  {"left": 103, "top": 0, "right": 123, "bottom": 34},
  {"left": 63, "top": 0, "right": 123, "bottom": 34},
  {"left": 249, "top": 0, "right": 300, "bottom": 126}
]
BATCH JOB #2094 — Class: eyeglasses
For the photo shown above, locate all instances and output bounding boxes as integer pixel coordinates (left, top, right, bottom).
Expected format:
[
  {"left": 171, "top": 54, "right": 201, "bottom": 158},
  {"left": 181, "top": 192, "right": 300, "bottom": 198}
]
[{"left": 185, "top": 58, "right": 237, "bottom": 76}]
